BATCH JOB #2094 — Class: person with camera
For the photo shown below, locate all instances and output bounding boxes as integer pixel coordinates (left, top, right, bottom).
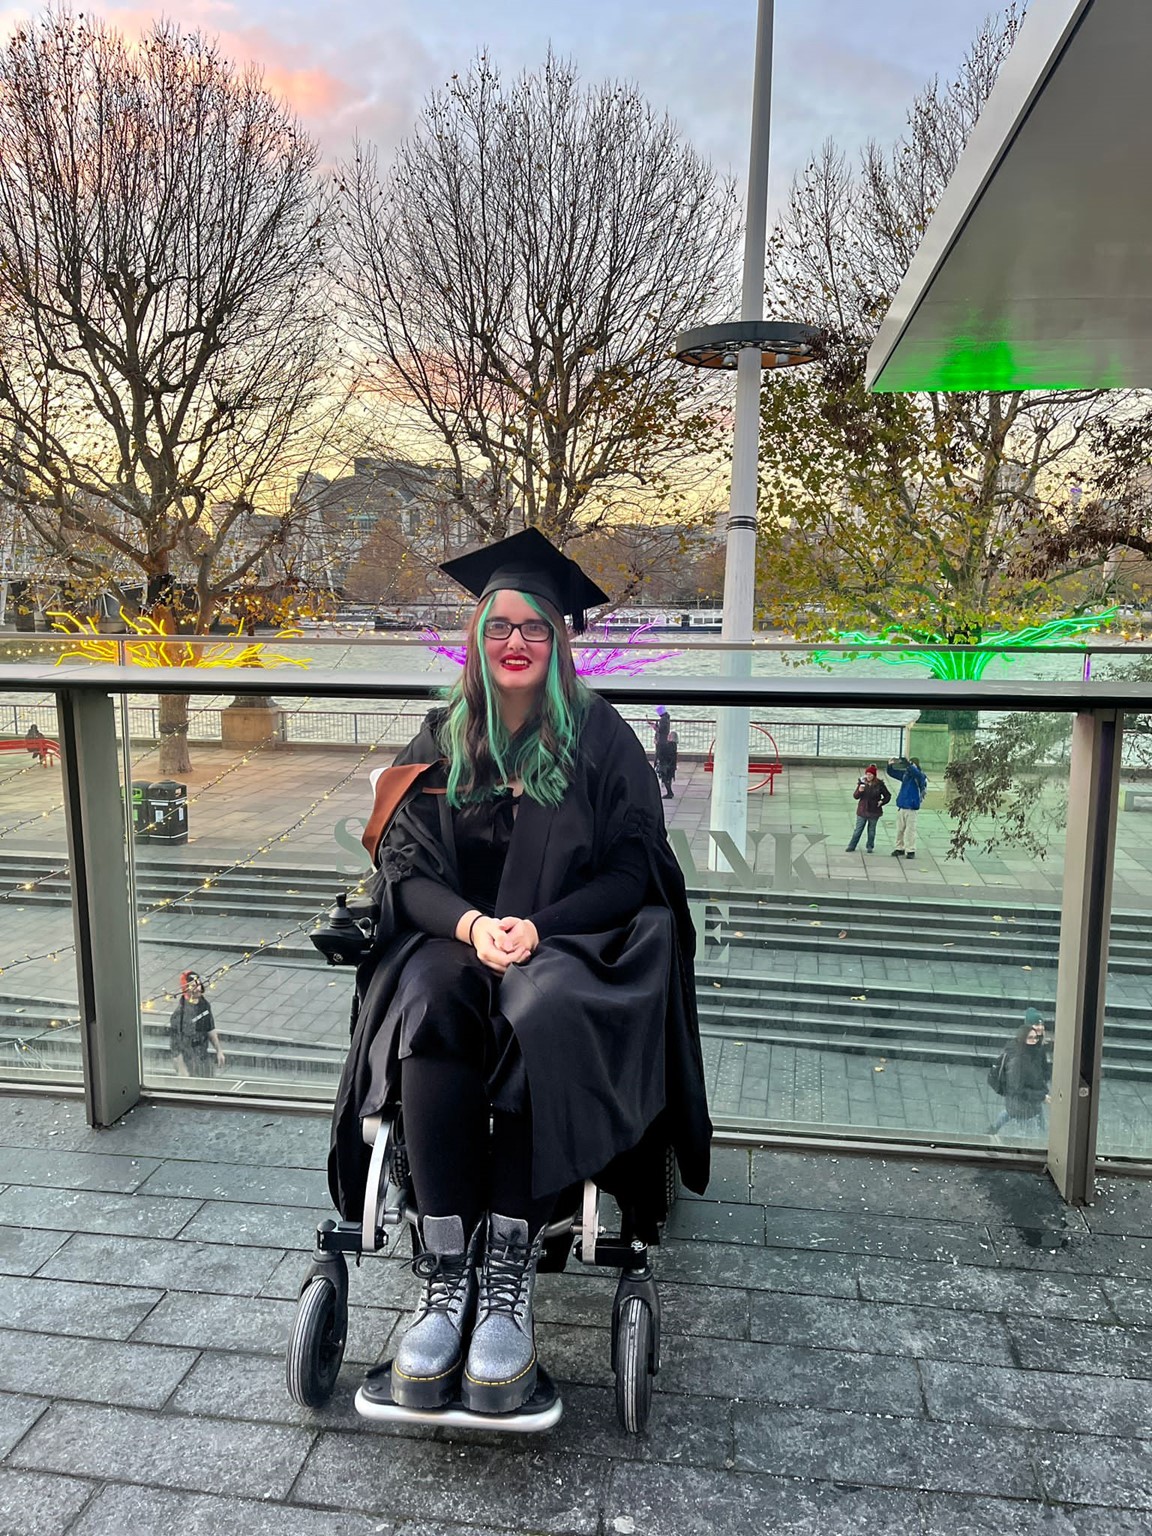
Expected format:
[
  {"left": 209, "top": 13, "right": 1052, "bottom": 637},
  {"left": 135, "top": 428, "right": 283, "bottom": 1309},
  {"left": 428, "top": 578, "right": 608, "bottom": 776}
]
[
  {"left": 845, "top": 764, "right": 891, "bottom": 853},
  {"left": 886, "top": 755, "right": 928, "bottom": 859}
]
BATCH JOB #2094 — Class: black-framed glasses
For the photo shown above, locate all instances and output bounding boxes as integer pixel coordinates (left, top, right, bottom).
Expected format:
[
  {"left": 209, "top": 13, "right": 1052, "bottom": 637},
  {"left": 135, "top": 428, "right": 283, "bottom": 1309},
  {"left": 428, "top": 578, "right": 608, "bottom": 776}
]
[{"left": 483, "top": 618, "right": 553, "bottom": 642}]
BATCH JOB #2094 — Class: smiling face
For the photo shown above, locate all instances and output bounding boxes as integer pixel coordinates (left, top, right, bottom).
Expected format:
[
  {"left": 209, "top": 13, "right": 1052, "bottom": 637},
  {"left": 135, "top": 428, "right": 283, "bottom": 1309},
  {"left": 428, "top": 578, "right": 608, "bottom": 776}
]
[{"left": 481, "top": 590, "right": 554, "bottom": 703}]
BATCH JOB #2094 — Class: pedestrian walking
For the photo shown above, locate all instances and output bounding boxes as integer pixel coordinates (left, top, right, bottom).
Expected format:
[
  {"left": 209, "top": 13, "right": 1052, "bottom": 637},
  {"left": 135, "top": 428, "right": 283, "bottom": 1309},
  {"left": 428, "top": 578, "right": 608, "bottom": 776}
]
[
  {"left": 987, "top": 1008, "right": 1051, "bottom": 1140},
  {"left": 886, "top": 755, "right": 928, "bottom": 858},
  {"left": 653, "top": 708, "right": 677, "bottom": 798},
  {"left": 845, "top": 765, "right": 891, "bottom": 853},
  {"left": 169, "top": 970, "right": 225, "bottom": 1077}
]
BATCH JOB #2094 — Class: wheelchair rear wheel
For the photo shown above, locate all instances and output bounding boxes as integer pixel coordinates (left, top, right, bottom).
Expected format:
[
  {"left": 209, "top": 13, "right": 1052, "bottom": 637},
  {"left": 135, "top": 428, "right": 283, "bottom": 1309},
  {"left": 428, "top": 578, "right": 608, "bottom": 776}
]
[
  {"left": 286, "top": 1275, "right": 347, "bottom": 1407},
  {"left": 613, "top": 1294, "right": 655, "bottom": 1433}
]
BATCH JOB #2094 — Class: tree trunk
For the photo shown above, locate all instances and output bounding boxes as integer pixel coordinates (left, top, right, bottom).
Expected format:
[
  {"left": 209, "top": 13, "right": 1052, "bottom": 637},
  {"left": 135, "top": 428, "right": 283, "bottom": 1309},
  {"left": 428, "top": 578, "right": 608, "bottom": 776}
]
[{"left": 158, "top": 692, "right": 191, "bottom": 776}]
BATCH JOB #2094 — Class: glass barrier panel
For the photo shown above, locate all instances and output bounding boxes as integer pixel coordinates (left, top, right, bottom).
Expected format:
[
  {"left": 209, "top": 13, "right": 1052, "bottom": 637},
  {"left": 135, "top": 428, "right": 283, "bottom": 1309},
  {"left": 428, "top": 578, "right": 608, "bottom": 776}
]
[
  {"left": 132, "top": 688, "right": 402, "bottom": 1100},
  {"left": 1096, "top": 703, "right": 1152, "bottom": 1161},
  {"left": 686, "top": 704, "right": 1070, "bottom": 1150},
  {"left": 0, "top": 700, "right": 82, "bottom": 1089}
]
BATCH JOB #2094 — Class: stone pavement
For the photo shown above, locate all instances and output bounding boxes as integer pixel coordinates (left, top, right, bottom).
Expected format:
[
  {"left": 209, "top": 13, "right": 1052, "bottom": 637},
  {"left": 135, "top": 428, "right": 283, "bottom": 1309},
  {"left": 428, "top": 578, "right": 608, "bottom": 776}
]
[{"left": 3, "top": 1093, "right": 1152, "bottom": 1535}]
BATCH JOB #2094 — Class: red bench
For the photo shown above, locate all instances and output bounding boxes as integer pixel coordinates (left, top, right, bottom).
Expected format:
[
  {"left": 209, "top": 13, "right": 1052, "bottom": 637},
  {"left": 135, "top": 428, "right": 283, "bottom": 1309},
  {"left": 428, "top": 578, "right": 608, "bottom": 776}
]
[
  {"left": 703, "top": 727, "right": 784, "bottom": 794},
  {"left": 0, "top": 736, "right": 60, "bottom": 766}
]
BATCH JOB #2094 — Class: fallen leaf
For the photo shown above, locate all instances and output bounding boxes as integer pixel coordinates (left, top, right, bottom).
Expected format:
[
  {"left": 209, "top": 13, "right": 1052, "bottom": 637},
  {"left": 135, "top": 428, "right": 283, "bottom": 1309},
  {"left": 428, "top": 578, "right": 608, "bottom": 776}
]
[
  {"left": 810, "top": 921, "right": 822, "bottom": 927},
  {"left": 874, "top": 1064, "right": 885, "bottom": 1073},
  {"left": 1022, "top": 965, "right": 1033, "bottom": 972},
  {"left": 850, "top": 994, "right": 867, "bottom": 1002},
  {"left": 838, "top": 930, "right": 848, "bottom": 939},
  {"left": 992, "top": 915, "right": 1003, "bottom": 923}
]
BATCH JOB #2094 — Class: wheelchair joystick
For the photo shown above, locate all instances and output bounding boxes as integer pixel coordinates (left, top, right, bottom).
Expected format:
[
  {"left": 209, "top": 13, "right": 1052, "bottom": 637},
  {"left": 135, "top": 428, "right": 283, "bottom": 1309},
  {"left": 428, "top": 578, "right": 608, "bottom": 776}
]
[{"left": 309, "top": 891, "right": 377, "bottom": 966}]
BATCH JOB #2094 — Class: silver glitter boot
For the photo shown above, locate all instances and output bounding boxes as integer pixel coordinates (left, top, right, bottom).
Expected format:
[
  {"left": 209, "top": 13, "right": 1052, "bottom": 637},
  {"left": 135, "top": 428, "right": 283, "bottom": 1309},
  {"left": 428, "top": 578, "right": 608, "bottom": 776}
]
[
  {"left": 391, "top": 1214, "right": 481, "bottom": 1409},
  {"left": 461, "top": 1212, "right": 545, "bottom": 1414}
]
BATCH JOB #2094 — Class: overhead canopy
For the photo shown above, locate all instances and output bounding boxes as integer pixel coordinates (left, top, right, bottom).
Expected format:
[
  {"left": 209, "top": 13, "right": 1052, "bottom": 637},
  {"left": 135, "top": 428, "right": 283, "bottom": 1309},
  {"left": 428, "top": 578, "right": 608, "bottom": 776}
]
[{"left": 866, "top": 0, "right": 1152, "bottom": 394}]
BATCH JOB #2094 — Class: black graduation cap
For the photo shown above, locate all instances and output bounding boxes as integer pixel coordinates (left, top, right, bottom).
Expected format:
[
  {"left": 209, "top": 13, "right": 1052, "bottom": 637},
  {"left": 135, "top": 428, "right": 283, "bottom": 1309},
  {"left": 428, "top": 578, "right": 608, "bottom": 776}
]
[{"left": 439, "top": 529, "right": 609, "bottom": 634}]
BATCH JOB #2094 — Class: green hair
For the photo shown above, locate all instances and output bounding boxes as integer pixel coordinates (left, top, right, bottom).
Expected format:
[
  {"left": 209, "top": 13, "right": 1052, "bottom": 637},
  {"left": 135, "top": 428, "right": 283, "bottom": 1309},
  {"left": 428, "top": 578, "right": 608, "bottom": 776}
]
[{"left": 440, "top": 592, "right": 588, "bottom": 807}]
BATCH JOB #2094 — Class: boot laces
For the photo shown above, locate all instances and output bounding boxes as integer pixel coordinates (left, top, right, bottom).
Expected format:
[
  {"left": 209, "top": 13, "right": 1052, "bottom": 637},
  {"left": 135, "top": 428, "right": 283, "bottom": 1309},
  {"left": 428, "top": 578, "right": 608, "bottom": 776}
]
[
  {"left": 411, "top": 1251, "right": 467, "bottom": 1313},
  {"left": 478, "top": 1238, "right": 530, "bottom": 1324}
]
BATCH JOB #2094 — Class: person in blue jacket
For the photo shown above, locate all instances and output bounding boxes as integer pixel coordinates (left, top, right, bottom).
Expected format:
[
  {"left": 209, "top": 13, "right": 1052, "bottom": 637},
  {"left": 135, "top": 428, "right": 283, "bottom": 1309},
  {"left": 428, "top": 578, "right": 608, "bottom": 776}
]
[{"left": 886, "top": 755, "right": 928, "bottom": 859}]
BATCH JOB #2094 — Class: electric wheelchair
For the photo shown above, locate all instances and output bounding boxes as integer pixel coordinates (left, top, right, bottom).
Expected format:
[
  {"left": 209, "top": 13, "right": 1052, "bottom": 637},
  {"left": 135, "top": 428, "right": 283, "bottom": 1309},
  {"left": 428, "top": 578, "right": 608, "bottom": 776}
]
[{"left": 285, "top": 893, "right": 675, "bottom": 1434}]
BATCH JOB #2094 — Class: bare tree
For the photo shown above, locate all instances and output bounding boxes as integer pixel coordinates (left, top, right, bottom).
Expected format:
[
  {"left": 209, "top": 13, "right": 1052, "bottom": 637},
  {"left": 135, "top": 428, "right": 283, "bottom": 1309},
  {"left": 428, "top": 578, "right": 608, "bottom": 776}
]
[
  {"left": 0, "top": 11, "right": 332, "bottom": 769},
  {"left": 758, "top": 6, "right": 1125, "bottom": 642},
  {"left": 338, "top": 52, "right": 737, "bottom": 554}
]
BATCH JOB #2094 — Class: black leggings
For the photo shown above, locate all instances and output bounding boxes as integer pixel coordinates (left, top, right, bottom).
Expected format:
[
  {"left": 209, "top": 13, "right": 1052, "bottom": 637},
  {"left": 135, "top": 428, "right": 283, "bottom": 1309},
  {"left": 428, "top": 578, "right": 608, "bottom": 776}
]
[{"left": 395, "top": 941, "right": 554, "bottom": 1236}]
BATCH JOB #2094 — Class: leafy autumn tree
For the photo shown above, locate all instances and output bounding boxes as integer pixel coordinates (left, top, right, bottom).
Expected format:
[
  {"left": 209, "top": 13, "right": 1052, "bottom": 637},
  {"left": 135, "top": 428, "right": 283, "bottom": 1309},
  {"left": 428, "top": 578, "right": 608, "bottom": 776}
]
[
  {"left": 338, "top": 52, "right": 737, "bottom": 555},
  {"left": 0, "top": 12, "right": 332, "bottom": 769},
  {"left": 756, "top": 6, "right": 1121, "bottom": 643}
]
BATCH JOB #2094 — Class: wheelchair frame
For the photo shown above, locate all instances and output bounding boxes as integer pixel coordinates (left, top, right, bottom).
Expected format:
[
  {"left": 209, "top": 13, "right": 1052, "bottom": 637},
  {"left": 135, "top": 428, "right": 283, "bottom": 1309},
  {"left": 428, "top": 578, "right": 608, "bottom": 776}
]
[{"left": 286, "top": 1110, "right": 664, "bottom": 1434}]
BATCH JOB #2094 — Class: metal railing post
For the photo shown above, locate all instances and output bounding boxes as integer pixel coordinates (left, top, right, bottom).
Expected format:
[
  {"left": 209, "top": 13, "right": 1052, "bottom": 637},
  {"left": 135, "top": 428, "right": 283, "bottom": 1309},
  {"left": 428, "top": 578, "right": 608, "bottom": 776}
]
[
  {"left": 1048, "top": 708, "right": 1122, "bottom": 1204},
  {"left": 56, "top": 687, "right": 141, "bottom": 1126}
]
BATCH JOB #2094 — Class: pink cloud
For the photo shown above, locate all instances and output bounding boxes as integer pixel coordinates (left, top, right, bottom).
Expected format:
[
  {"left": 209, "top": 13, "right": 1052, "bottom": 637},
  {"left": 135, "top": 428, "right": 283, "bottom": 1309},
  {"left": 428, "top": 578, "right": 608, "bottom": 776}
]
[{"left": 0, "top": 3, "right": 431, "bottom": 160}]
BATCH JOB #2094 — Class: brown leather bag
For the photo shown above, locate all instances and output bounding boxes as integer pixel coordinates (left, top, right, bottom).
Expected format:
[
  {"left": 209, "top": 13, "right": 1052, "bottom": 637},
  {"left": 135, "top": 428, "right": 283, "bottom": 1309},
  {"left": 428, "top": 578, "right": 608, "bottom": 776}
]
[{"left": 361, "top": 761, "right": 437, "bottom": 862}]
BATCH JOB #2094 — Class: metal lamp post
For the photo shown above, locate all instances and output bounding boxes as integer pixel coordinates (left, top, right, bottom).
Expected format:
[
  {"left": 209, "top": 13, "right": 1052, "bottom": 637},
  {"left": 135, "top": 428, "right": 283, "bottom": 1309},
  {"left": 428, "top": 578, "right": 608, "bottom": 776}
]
[{"left": 674, "top": 0, "right": 814, "bottom": 867}]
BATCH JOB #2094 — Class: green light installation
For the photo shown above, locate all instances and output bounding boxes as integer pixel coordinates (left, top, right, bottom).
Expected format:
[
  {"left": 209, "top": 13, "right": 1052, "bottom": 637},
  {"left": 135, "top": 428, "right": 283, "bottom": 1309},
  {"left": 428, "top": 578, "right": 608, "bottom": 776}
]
[{"left": 812, "top": 609, "right": 1117, "bottom": 681}]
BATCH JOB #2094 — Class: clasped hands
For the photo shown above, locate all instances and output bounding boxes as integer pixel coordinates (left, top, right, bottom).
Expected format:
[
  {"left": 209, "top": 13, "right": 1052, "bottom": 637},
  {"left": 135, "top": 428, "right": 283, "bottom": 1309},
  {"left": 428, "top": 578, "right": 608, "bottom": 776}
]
[{"left": 456, "top": 909, "right": 539, "bottom": 973}]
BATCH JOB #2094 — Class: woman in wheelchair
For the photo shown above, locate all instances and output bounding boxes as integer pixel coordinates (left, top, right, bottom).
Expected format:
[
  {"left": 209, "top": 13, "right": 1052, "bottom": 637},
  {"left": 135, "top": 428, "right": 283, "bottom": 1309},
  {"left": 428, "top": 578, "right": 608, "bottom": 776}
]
[{"left": 328, "top": 530, "right": 711, "bottom": 1417}]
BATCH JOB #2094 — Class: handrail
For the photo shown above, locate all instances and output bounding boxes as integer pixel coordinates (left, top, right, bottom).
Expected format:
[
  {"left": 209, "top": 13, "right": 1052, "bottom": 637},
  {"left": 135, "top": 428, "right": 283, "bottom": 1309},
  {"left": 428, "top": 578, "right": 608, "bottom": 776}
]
[{"left": 2, "top": 662, "right": 1152, "bottom": 712}]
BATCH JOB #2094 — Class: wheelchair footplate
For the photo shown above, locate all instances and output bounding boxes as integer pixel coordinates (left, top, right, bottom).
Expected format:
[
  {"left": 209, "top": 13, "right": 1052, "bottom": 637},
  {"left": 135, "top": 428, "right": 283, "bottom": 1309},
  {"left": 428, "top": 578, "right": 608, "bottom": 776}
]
[{"left": 354, "top": 1362, "right": 563, "bottom": 1433}]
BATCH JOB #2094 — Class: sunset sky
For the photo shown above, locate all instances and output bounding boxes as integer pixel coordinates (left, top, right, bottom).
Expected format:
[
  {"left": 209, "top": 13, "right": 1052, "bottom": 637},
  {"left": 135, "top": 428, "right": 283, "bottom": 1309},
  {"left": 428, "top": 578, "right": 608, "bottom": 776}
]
[{"left": 0, "top": 0, "right": 1005, "bottom": 197}]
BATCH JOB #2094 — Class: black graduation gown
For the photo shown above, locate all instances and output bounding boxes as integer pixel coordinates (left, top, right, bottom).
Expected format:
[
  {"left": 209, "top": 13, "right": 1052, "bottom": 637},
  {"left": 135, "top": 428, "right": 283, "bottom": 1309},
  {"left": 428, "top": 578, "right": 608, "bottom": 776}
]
[{"left": 327, "top": 694, "right": 711, "bottom": 1232}]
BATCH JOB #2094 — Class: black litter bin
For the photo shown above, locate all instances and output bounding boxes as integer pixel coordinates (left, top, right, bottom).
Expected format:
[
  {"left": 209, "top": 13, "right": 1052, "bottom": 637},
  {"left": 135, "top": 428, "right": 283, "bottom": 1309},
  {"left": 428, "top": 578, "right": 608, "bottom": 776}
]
[
  {"left": 147, "top": 780, "right": 188, "bottom": 845},
  {"left": 127, "top": 780, "right": 152, "bottom": 841}
]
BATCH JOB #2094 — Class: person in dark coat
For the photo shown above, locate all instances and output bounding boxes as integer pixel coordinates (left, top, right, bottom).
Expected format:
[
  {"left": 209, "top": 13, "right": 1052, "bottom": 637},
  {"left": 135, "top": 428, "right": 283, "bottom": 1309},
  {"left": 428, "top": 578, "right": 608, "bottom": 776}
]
[
  {"left": 653, "top": 707, "right": 677, "bottom": 798},
  {"left": 989, "top": 1008, "right": 1052, "bottom": 1139},
  {"left": 846, "top": 765, "right": 891, "bottom": 853},
  {"left": 168, "top": 971, "right": 225, "bottom": 1077},
  {"left": 329, "top": 529, "right": 710, "bottom": 1417}
]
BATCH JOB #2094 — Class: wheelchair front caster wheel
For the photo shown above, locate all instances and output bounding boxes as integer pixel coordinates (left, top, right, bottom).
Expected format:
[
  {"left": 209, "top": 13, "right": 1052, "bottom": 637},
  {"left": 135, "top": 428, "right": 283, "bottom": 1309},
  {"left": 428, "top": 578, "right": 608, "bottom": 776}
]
[
  {"left": 614, "top": 1294, "right": 655, "bottom": 1434},
  {"left": 286, "top": 1275, "right": 347, "bottom": 1407}
]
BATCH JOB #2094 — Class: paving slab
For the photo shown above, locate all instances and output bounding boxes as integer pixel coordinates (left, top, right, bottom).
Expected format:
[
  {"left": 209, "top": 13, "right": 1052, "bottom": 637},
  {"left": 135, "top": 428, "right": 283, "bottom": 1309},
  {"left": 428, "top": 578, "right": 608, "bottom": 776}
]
[
  {"left": 0, "top": 1274, "right": 161, "bottom": 1339},
  {"left": 748, "top": 1290, "right": 1015, "bottom": 1366},
  {"left": 37, "top": 1232, "right": 285, "bottom": 1296},
  {"left": 0, "top": 1326, "right": 196, "bottom": 1408},
  {"left": 1032, "top": 1429, "right": 1152, "bottom": 1511},
  {"left": 293, "top": 1434, "right": 607, "bottom": 1533},
  {"left": 135, "top": 1157, "right": 332, "bottom": 1208},
  {"left": 0, "top": 1468, "right": 95, "bottom": 1536},
  {"left": 1006, "top": 1313, "right": 1152, "bottom": 1380},
  {"left": 732, "top": 1402, "right": 1043, "bottom": 1500},
  {"left": 921, "top": 1358, "right": 1152, "bottom": 1438},
  {"left": 169, "top": 1348, "right": 368, "bottom": 1431},
  {"left": 0, "top": 1226, "right": 68, "bottom": 1276},
  {"left": 0, "top": 1390, "right": 47, "bottom": 1457},
  {"left": 0, "top": 1183, "right": 199, "bottom": 1239},
  {"left": 986, "top": 1224, "right": 1152, "bottom": 1278},
  {"left": 67, "top": 1483, "right": 393, "bottom": 1536},
  {"left": 9, "top": 1400, "right": 315, "bottom": 1500},
  {"left": 855, "top": 1255, "right": 1115, "bottom": 1321},
  {"left": 654, "top": 1237, "right": 861, "bottom": 1297},
  {"left": 917, "top": 1492, "right": 1082, "bottom": 1535},
  {"left": 663, "top": 1200, "right": 765, "bottom": 1245},
  {"left": 604, "top": 1461, "right": 922, "bottom": 1536},
  {"left": 761, "top": 1205, "right": 995, "bottom": 1264},
  {"left": 0, "top": 1147, "right": 161, "bottom": 1195},
  {"left": 130, "top": 1288, "right": 398, "bottom": 1365},
  {"left": 173, "top": 1198, "right": 325, "bottom": 1249}
]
